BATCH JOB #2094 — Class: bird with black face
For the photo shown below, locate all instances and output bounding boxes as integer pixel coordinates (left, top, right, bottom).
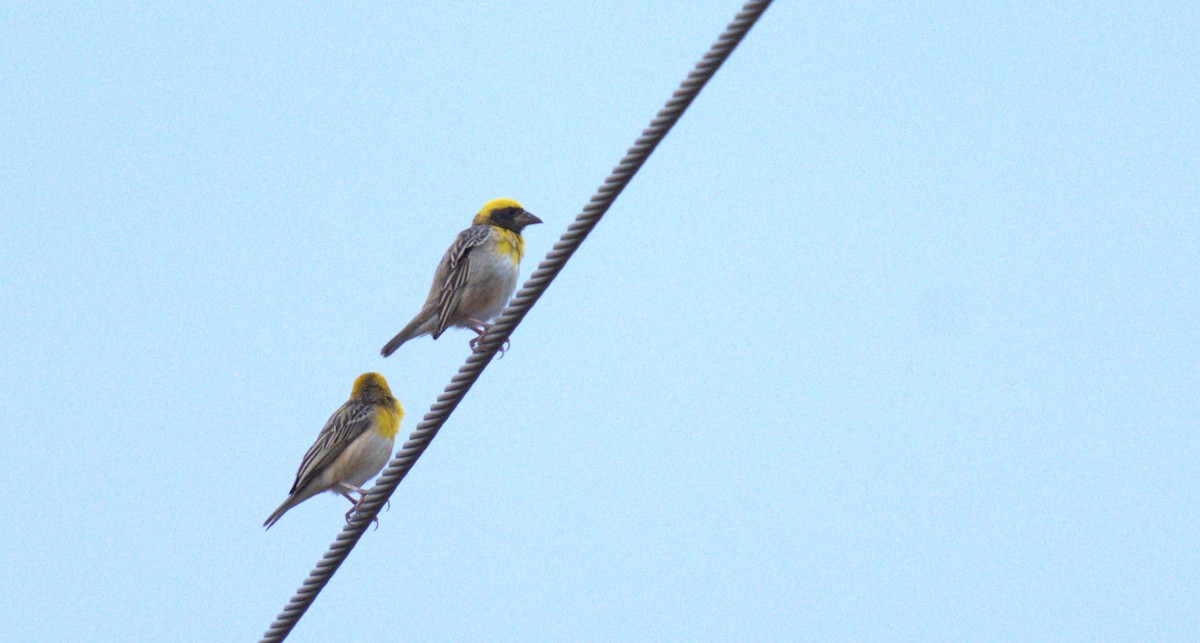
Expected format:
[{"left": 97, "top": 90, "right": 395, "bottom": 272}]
[{"left": 381, "top": 198, "right": 542, "bottom": 356}]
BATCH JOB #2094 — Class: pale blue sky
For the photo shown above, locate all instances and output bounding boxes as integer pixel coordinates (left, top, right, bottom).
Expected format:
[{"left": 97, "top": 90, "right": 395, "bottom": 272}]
[{"left": 2, "top": 2, "right": 1197, "bottom": 641}]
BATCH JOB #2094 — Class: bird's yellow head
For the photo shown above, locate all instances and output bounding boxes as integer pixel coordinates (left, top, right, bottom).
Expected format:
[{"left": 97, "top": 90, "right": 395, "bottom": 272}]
[
  {"left": 351, "top": 372, "right": 394, "bottom": 401},
  {"left": 473, "top": 198, "right": 543, "bottom": 232},
  {"left": 350, "top": 372, "right": 403, "bottom": 436}
]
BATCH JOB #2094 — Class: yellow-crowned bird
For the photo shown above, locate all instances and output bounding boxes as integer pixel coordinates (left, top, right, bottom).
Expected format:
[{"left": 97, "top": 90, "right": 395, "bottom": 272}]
[
  {"left": 264, "top": 373, "right": 403, "bottom": 529},
  {"left": 381, "top": 198, "right": 541, "bottom": 357}
]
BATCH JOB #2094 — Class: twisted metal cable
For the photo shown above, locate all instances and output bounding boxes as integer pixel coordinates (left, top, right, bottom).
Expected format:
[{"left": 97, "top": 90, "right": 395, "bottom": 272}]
[{"left": 261, "top": 1, "right": 772, "bottom": 640}]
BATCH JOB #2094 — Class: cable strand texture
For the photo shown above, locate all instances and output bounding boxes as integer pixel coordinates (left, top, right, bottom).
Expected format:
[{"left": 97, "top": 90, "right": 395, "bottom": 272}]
[{"left": 260, "top": 1, "right": 771, "bottom": 640}]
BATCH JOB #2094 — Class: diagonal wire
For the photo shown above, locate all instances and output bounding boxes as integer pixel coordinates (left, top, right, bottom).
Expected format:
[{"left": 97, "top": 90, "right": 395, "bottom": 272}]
[{"left": 260, "top": 1, "right": 772, "bottom": 640}]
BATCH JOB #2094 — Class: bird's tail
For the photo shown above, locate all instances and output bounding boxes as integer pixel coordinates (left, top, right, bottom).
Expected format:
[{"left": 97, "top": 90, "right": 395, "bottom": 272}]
[
  {"left": 263, "top": 496, "right": 297, "bottom": 530},
  {"left": 381, "top": 313, "right": 432, "bottom": 357}
]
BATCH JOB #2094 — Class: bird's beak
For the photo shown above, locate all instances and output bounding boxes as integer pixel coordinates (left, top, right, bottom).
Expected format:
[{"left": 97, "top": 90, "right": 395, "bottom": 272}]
[{"left": 515, "top": 210, "right": 543, "bottom": 227}]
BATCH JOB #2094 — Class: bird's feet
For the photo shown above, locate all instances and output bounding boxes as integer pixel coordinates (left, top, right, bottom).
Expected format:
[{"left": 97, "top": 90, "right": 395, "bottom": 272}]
[
  {"left": 339, "top": 484, "right": 381, "bottom": 530},
  {"left": 344, "top": 501, "right": 380, "bottom": 531},
  {"left": 467, "top": 322, "right": 510, "bottom": 357},
  {"left": 469, "top": 335, "right": 511, "bottom": 357}
]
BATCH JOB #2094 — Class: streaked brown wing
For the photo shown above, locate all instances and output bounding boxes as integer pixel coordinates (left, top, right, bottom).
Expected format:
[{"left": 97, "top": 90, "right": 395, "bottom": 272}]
[
  {"left": 435, "top": 225, "right": 492, "bottom": 336},
  {"left": 290, "top": 401, "right": 376, "bottom": 494}
]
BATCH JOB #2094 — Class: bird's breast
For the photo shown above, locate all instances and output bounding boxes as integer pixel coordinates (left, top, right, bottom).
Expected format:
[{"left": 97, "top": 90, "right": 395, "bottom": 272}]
[
  {"left": 376, "top": 405, "right": 402, "bottom": 439},
  {"left": 330, "top": 428, "right": 395, "bottom": 488},
  {"left": 491, "top": 227, "right": 525, "bottom": 266}
]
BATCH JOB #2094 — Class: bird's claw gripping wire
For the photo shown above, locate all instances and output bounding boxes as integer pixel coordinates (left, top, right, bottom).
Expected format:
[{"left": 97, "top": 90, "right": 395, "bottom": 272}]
[
  {"left": 338, "top": 485, "right": 386, "bottom": 531},
  {"left": 467, "top": 320, "right": 510, "bottom": 357},
  {"left": 345, "top": 504, "right": 380, "bottom": 531},
  {"left": 470, "top": 334, "right": 511, "bottom": 357}
]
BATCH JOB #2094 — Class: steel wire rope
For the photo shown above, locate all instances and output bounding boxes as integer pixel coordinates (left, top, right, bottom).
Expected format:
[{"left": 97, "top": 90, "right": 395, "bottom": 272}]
[{"left": 260, "top": 1, "right": 772, "bottom": 639}]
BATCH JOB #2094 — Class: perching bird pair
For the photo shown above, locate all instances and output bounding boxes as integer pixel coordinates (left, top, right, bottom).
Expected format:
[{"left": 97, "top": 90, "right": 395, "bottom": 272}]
[{"left": 265, "top": 198, "right": 542, "bottom": 529}]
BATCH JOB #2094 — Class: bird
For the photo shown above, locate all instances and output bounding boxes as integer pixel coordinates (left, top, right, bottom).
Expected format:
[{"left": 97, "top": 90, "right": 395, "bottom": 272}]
[
  {"left": 381, "top": 198, "right": 542, "bottom": 357},
  {"left": 264, "top": 372, "right": 404, "bottom": 530}
]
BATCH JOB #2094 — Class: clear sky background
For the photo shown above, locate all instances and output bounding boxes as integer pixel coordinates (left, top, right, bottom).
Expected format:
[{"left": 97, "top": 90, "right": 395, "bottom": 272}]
[{"left": 2, "top": 2, "right": 1197, "bottom": 640}]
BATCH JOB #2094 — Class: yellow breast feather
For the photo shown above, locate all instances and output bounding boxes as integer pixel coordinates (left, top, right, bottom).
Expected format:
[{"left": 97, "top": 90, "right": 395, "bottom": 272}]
[
  {"left": 375, "top": 402, "right": 404, "bottom": 439},
  {"left": 491, "top": 227, "right": 525, "bottom": 265}
]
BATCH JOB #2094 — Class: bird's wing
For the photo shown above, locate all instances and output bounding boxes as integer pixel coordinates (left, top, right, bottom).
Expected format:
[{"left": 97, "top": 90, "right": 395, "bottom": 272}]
[
  {"left": 290, "top": 401, "right": 376, "bottom": 494},
  {"left": 435, "top": 225, "right": 492, "bottom": 336}
]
